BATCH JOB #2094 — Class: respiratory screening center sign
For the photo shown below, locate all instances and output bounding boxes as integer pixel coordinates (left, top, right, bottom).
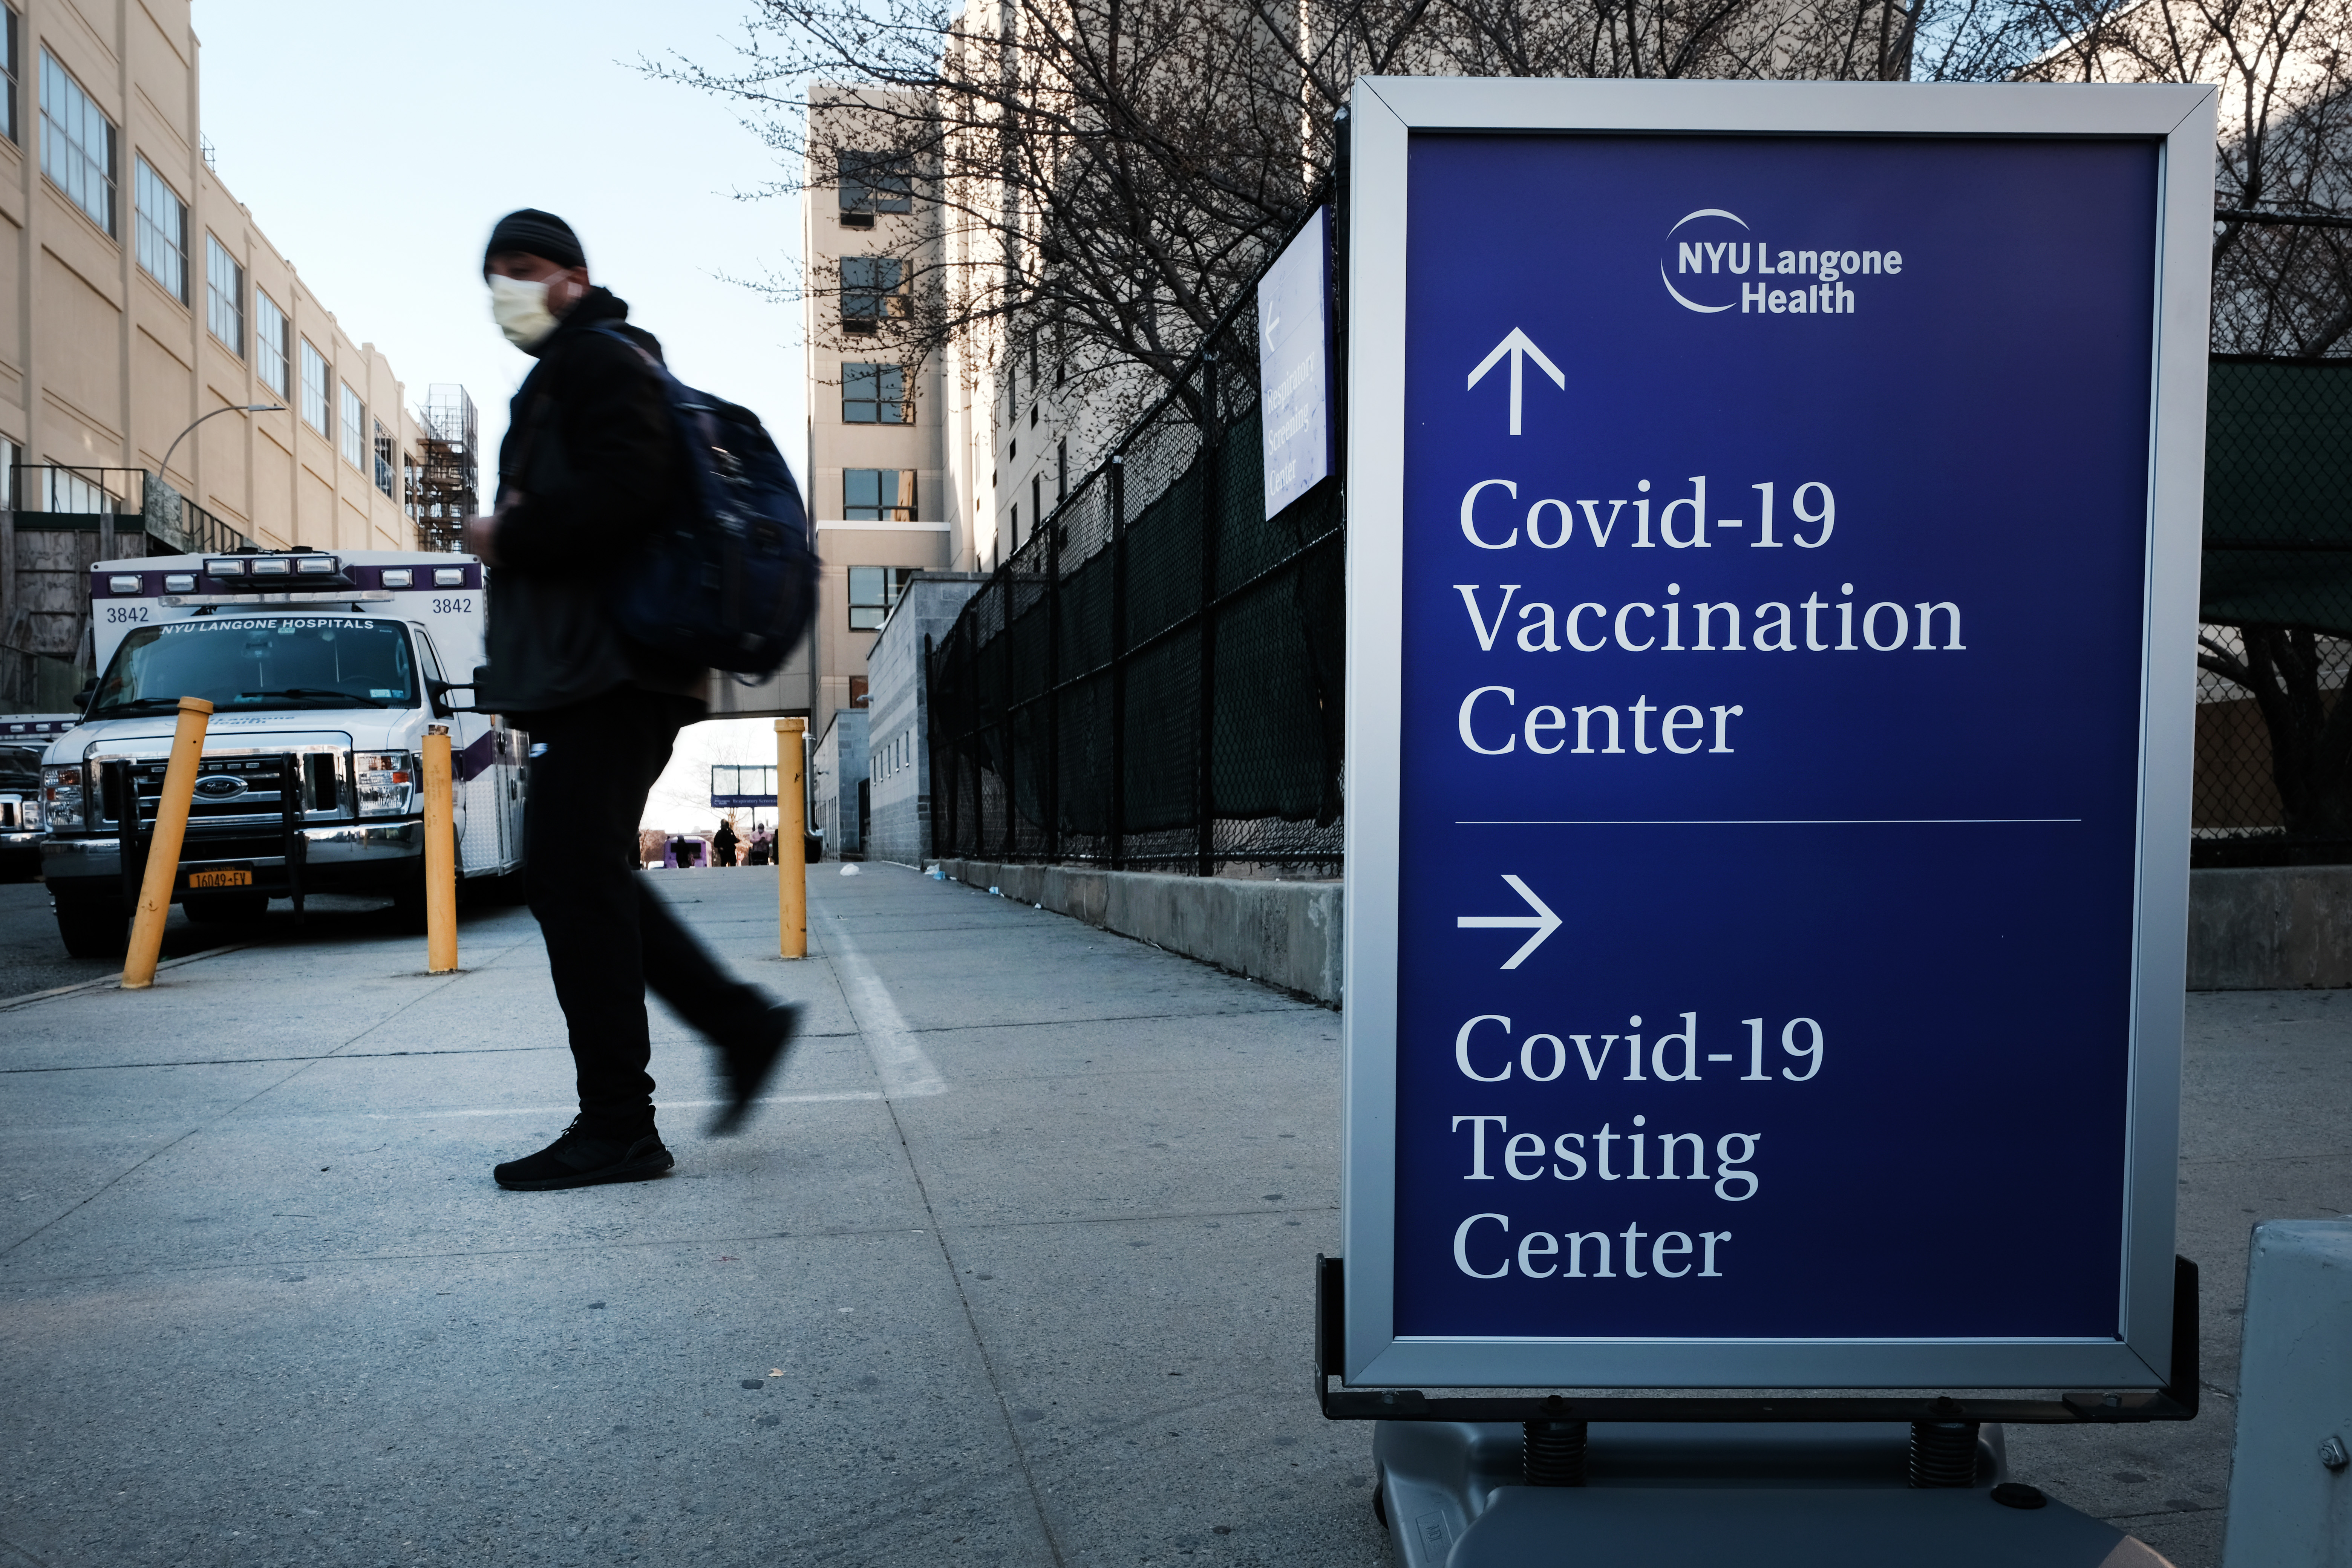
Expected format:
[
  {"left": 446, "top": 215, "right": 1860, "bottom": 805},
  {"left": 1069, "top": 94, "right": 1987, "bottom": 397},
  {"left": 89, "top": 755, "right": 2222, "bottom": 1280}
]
[{"left": 1340, "top": 80, "right": 2217, "bottom": 1392}]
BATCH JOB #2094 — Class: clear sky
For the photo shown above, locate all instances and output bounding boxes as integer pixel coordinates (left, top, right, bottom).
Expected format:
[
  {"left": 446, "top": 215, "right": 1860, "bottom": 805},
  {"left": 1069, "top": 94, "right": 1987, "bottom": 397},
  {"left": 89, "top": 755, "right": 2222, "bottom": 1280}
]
[
  {"left": 196, "top": 2, "right": 816, "bottom": 836},
  {"left": 193, "top": 0, "right": 808, "bottom": 480}
]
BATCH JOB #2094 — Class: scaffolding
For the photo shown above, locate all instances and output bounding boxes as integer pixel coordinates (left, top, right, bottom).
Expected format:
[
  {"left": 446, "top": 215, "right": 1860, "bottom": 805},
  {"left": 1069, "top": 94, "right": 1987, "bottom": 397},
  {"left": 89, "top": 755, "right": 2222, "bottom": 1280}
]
[{"left": 407, "top": 384, "right": 479, "bottom": 553}]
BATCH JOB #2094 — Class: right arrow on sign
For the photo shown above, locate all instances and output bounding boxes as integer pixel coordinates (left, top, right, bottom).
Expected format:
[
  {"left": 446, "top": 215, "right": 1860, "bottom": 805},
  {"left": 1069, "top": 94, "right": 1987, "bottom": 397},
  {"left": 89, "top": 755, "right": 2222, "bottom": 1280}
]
[
  {"left": 1465, "top": 328, "right": 1565, "bottom": 436},
  {"left": 1457, "top": 874, "right": 1562, "bottom": 969}
]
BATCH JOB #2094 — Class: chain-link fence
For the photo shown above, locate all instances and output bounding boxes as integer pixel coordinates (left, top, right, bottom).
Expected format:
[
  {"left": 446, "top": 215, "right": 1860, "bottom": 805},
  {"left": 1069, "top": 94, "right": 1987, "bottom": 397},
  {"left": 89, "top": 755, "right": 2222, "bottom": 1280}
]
[
  {"left": 927, "top": 287, "right": 1345, "bottom": 874},
  {"left": 2195, "top": 354, "right": 2352, "bottom": 865}
]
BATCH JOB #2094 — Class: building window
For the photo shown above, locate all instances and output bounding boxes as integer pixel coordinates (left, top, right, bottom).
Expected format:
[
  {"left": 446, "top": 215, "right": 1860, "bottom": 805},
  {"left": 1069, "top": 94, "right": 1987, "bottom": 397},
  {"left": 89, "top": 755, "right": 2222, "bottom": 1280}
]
[
  {"left": 133, "top": 158, "right": 186, "bottom": 300},
  {"left": 1058, "top": 439, "right": 1068, "bottom": 502},
  {"left": 841, "top": 362, "right": 907, "bottom": 424},
  {"left": 1008, "top": 501, "right": 1019, "bottom": 552},
  {"left": 840, "top": 256, "right": 907, "bottom": 333},
  {"left": 255, "top": 290, "right": 289, "bottom": 397},
  {"left": 843, "top": 469, "right": 915, "bottom": 521},
  {"left": 40, "top": 51, "right": 114, "bottom": 236},
  {"left": 205, "top": 234, "right": 244, "bottom": 355},
  {"left": 848, "top": 566, "right": 917, "bottom": 631},
  {"left": 339, "top": 383, "right": 365, "bottom": 470},
  {"left": 1032, "top": 474, "right": 1042, "bottom": 534},
  {"left": 299, "top": 339, "right": 329, "bottom": 432},
  {"left": 838, "top": 149, "right": 912, "bottom": 227},
  {"left": 373, "top": 418, "right": 396, "bottom": 498},
  {"left": 2, "top": 9, "right": 21, "bottom": 145}
]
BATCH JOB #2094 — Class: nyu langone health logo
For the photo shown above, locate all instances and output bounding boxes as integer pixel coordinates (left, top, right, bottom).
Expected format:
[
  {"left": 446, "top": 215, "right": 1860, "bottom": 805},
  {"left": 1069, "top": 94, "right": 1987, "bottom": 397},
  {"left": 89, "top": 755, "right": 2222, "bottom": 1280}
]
[{"left": 1657, "top": 209, "right": 1906, "bottom": 317}]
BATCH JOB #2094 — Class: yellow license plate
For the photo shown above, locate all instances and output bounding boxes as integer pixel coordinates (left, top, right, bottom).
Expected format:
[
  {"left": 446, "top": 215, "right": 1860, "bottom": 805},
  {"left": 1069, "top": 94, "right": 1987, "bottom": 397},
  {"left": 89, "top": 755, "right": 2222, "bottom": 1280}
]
[{"left": 187, "top": 868, "right": 253, "bottom": 889}]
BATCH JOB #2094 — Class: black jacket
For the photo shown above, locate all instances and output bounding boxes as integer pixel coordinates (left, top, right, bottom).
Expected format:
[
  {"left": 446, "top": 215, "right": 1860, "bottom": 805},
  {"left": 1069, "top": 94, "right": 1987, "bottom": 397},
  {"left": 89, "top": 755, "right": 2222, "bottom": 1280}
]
[{"left": 480, "top": 287, "right": 706, "bottom": 715}]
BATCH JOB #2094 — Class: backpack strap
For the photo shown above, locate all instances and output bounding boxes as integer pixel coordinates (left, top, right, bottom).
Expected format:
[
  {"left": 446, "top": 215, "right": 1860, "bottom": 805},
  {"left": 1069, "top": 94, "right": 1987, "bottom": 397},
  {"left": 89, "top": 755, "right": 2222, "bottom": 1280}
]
[{"left": 585, "top": 322, "right": 670, "bottom": 381}]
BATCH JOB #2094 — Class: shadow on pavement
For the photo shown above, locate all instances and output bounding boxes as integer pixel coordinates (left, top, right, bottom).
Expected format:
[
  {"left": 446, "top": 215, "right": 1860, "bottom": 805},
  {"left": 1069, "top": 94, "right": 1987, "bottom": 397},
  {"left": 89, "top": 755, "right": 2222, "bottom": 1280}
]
[{"left": 0, "top": 880, "right": 521, "bottom": 1002}]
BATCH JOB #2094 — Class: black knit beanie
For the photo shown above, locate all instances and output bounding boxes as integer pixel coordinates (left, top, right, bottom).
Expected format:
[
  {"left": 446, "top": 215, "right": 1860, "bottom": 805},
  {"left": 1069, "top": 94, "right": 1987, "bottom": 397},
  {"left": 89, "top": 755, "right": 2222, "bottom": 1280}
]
[{"left": 483, "top": 209, "right": 585, "bottom": 273}]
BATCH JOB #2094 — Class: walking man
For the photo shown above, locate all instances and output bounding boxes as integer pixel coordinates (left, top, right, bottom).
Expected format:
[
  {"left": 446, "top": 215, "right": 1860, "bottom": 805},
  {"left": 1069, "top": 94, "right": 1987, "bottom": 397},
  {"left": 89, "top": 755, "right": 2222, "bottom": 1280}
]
[
  {"left": 713, "top": 818, "right": 738, "bottom": 868},
  {"left": 466, "top": 209, "right": 797, "bottom": 1191}
]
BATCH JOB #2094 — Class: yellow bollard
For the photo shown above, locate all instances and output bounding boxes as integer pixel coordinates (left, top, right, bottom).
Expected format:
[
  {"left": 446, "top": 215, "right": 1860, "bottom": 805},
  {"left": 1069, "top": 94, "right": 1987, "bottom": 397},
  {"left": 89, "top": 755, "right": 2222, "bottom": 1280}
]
[
  {"left": 423, "top": 724, "right": 459, "bottom": 974},
  {"left": 776, "top": 717, "right": 806, "bottom": 958},
  {"left": 121, "top": 696, "right": 214, "bottom": 990}
]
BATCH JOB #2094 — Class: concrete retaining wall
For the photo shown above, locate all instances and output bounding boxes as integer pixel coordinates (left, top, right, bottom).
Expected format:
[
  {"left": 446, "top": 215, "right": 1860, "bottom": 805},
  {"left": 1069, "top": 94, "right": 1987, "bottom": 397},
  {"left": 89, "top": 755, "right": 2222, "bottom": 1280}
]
[
  {"left": 939, "top": 859, "right": 1342, "bottom": 1005},
  {"left": 2189, "top": 866, "right": 2352, "bottom": 990}
]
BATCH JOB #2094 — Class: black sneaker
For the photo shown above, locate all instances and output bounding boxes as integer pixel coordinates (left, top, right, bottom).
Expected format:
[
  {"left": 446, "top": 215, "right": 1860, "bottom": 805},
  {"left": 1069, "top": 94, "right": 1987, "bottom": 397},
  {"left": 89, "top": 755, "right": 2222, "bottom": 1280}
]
[
  {"left": 709, "top": 1003, "right": 803, "bottom": 1136},
  {"left": 493, "top": 1118, "right": 675, "bottom": 1191}
]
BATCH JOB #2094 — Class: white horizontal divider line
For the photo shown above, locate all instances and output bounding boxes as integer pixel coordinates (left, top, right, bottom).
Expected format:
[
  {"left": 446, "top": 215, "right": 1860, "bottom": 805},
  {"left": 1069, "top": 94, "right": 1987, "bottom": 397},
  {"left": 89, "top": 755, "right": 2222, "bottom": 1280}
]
[
  {"left": 1454, "top": 817, "right": 2086, "bottom": 826},
  {"left": 823, "top": 914, "right": 950, "bottom": 1099}
]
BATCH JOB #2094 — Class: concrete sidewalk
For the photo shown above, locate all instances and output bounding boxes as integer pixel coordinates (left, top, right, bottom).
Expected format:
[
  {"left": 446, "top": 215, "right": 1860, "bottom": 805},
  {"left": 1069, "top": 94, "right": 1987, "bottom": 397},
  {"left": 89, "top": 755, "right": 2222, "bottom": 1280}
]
[
  {"left": 1, "top": 860, "right": 2347, "bottom": 1567},
  {"left": 0, "top": 862, "right": 1363, "bottom": 1568}
]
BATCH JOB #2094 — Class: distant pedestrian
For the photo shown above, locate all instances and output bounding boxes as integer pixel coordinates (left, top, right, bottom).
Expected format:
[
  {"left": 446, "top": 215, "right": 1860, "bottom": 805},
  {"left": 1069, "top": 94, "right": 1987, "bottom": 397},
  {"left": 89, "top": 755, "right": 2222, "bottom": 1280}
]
[
  {"left": 466, "top": 208, "right": 798, "bottom": 1193},
  {"left": 713, "top": 819, "right": 738, "bottom": 868}
]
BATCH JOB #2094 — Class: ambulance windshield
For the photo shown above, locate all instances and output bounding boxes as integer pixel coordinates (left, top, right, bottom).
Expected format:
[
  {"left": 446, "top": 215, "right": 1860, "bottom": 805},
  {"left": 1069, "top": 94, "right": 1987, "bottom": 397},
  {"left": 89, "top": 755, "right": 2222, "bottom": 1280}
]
[{"left": 89, "top": 618, "right": 420, "bottom": 719}]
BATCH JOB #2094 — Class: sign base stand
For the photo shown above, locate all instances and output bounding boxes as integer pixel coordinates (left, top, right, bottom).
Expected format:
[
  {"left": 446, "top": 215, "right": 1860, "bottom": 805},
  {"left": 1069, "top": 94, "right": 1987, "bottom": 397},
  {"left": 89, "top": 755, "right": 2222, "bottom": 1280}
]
[
  {"left": 1372, "top": 1427, "right": 2171, "bottom": 1568},
  {"left": 1319, "top": 1257, "right": 2196, "bottom": 1565}
]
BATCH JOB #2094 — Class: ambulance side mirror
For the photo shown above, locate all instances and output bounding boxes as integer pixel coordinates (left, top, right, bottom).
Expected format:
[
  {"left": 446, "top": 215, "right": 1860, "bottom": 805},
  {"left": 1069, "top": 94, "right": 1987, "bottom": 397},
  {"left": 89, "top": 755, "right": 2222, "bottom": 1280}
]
[
  {"left": 73, "top": 684, "right": 95, "bottom": 711},
  {"left": 424, "top": 678, "right": 478, "bottom": 718}
]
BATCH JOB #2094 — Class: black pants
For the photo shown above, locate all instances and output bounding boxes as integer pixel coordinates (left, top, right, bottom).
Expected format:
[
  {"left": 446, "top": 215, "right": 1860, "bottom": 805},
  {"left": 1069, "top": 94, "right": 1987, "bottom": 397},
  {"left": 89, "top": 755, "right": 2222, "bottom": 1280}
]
[{"left": 523, "top": 688, "right": 767, "bottom": 1134}]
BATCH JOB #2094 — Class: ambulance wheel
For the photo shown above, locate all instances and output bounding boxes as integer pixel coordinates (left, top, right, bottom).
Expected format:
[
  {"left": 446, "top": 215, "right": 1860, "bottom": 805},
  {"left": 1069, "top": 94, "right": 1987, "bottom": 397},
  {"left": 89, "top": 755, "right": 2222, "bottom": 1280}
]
[
  {"left": 55, "top": 899, "right": 127, "bottom": 959},
  {"left": 389, "top": 880, "right": 429, "bottom": 935},
  {"left": 185, "top": 893, "right": 268, "bottom": 926}
]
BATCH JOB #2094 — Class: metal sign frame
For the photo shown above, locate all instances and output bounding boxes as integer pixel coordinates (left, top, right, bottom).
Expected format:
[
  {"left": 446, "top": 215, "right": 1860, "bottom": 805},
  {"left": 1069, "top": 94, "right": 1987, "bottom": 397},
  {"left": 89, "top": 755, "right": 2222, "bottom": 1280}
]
[
  {"left": 711, "top": 763, "right": 778, "bottom": 809},
  {"left": 1340, "top": 77, "right": 2216, "bottom": 1392}
]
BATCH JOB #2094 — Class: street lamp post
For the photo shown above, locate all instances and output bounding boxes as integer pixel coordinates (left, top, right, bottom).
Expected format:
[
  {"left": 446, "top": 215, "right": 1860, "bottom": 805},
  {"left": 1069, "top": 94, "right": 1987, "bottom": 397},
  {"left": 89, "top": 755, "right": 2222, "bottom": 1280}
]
[{"left": 158, "top": 403, "right": 285, "bottom": 486}]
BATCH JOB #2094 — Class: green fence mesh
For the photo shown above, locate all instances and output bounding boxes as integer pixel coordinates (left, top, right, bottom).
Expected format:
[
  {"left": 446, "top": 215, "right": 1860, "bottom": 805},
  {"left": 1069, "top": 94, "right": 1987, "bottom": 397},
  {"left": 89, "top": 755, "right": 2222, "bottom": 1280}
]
[
  {"left": 2196, "top": 355, "right": 2352, "bottom": 865},
  {"left": 928, "top": 289, "right": 1346, "bottom": 873}
]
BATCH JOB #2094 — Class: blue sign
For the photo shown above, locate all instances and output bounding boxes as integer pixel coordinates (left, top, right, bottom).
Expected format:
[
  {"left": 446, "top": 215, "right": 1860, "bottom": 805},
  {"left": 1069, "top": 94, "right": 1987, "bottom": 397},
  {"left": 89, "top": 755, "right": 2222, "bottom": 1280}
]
[{"left": 1342, "top": 81, "right": 2214, "bottom": 1391}]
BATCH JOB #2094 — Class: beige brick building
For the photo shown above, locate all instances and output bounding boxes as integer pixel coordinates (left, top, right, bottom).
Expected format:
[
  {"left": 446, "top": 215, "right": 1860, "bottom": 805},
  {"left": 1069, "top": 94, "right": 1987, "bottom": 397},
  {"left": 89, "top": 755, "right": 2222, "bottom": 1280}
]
[
  {"left": 0, "top": 0, "right": 424, "bottom": 704},
  {"left": 793, "top": 86, "right": 975, "bottom": 723}
]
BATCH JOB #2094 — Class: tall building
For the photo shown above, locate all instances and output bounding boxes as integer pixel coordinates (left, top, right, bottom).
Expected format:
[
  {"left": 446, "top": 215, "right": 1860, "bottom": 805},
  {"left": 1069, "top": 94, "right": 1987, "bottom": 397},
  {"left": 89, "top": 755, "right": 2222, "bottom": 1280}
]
[
  {"left": 793, "top": 85, "right": 978, "bottom": 725},
  {"left": 0, "top": 0, "right": 427, "bottom": 706}
]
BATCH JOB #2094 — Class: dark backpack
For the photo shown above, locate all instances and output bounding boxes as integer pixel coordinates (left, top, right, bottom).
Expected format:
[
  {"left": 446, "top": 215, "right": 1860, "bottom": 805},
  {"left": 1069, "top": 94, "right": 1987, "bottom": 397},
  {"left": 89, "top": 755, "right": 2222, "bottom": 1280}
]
[{"left": 592, "top": 325, "right": 816, "bottom": 677}]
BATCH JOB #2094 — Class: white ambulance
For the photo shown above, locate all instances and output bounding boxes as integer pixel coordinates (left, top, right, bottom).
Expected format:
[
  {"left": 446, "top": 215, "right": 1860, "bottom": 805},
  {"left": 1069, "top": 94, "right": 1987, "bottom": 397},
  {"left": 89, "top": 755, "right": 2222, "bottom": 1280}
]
[
  {"left": 1, "top": 716, "right": 77, "bottom": 879},
  {"left": 37, "top": 547, "right": 528, "bottom": 957}
]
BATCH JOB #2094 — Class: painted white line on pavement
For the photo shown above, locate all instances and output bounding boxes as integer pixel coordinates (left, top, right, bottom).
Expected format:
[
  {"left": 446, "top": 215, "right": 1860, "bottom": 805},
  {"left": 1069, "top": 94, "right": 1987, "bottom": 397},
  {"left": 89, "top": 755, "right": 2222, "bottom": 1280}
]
[
  {"left": 823, "top": 914, "right": 949, "bottom": 1098},
  {"left": 364, "top": 1090, "right": 885, "bottom": 1120}
]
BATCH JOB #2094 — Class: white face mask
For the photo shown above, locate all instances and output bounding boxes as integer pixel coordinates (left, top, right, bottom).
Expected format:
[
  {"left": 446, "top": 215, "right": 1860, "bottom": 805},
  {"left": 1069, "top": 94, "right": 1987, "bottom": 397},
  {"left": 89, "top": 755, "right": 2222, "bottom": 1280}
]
[{"left": 488, "top": 275, "right": 559, "bottom": 349}]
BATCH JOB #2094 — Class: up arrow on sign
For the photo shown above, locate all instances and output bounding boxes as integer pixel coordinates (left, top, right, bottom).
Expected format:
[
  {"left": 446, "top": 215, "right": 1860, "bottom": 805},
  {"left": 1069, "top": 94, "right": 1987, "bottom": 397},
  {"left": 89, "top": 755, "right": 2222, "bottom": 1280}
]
[
  {"left": 1465, "top": 328, "right": 1565, "bottom": 436},
  {"left": 1456, "top": 874, "right": 1563, "bottom": 969}
]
